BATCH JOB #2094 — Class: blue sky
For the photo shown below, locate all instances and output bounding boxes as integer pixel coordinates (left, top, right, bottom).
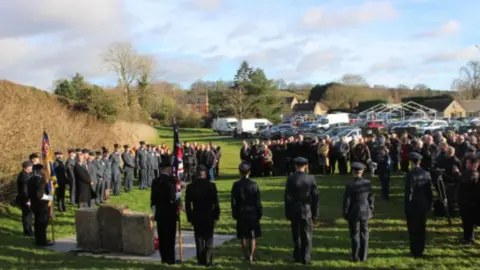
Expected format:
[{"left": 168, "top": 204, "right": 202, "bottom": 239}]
[{"left": 0, "top": 0, "right": 479, "bottom": 90}]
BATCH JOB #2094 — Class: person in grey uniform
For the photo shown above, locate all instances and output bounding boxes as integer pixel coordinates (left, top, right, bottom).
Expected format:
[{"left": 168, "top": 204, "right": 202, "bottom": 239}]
[
  {"left": 284, "top": 156, "right": 319, "bottom": 265},
  {"left": 147, "top": 144, "right": 155, "bottom": 188},
  {"left": 102, "top": 148, "right": 113, "bottom": 201},
  {"left": 93, "top": 151, "right": 105, "bottom": 205},
  {"left": 122, "top": 144, "right": 135, "bottom": 193},
  {"left": 87, "top": 151, "right": 97, "bottom": 207},
  {"left": 152, "top": 146, "right": 160, "bottom": 179},
  {"left": 343, "top": 162, "right": 374, "bottom": 262},
  {"left": 110, "top": 144, "right": 122, "bottom": 196},
  {"left": 136, "top": 141, "right": 149, "bottom": 190}
]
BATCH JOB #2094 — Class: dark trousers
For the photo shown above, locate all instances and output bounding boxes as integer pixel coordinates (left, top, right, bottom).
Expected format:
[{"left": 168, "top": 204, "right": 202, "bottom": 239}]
[
  {"left": 69, "top": 178, "right": 76, "bottom": 204},
  {"left": 379, "top": 174, "right": 390, "bottom": 200},
  {"left": 193, "top": 223, "right": 214, "bottom": 266},
  {"left": 290, "top": 218, "right": 312, "bottom": 264},
  {"left": 21, "top": 205, "right": 33, "bottom": 236},
  {"left": 330, "top": 158, "right": 337, "bottom": 174},
  {"left": 157, "top": 221, "right": 177, "bottom": 264},
  {"left": 139, "top": 169, "right": 148, "bottom": 189},
  {"left": 338, "top": 157, "right": 348, "bottom": 175},
  {"left": 112, "top": 169, "right": 122, "bottom": 195},
  {"left": 460, "top": 206, "right": 475, "bottom": 241},
  {"left": 348, "top": 218, "right": 369, "bottom": 262},
  {"left": 78, "top": 202, "right": 90, "bottom": 209},
  {"left": 124, "top": 169, "right": 134, "bottom": 192},
  {"left": 154, "top": 169, "right": 159, "bottom": 179},
  {"left": 391, "top": 158, "right": 398, "bottom": 172},
  {"left": 95, "top": 180, "right": 105, "bottom": 204},
  {"left": 400, "top": 160, "right": 409, "bottom": 173},
  {"left": 33, "top": 207, "right": 49, "bottom": 246},
  {"left": 215, "top": 162, "right": 219, "bottom": 176},
  {"left": 148, "top": 168, "right": 154, "bottom": 187},
  {"left": 57, "top": 184, "right": 66, "bottom": 212},
  {"left": 406, "top": 212, "right": 427, "bottom": 257}
]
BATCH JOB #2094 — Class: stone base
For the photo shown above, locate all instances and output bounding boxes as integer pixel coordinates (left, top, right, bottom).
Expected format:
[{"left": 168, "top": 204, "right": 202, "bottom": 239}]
[
  {"left": 98, "top": 204, "right": 128, "bottom": 253},
  {"left": 121, "top": 211, "right": 155, "bottom": 256},
  {"left": 76, "top": 208, "right": 101, "bottom": 250}
]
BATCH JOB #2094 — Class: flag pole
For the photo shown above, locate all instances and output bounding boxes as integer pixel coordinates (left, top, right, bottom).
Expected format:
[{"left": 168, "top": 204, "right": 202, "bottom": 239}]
[{"left": 173, "top": 114, "right": 183, "bottom": 263}]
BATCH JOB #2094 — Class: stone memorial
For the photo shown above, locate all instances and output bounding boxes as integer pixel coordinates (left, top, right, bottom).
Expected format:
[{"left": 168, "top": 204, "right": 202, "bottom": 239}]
[
  {"left": 76, "top": 208, "right": 101, "bottom": 250},
  {"left": 98, "top": 204, "right": 129, "bottom": 253},
  {"left": 121, "top": 211, "right": 155, "bottom": 256}
]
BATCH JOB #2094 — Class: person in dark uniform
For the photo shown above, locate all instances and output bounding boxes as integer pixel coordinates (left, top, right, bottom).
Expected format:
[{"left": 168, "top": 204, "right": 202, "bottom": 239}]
[
  {"left": 54, "top": 151, "right": 68, "bottom": 212},
  {"left": 122, "top": 145, "right": 135, "bottom": 192},
  {"left": 65, "top": 149, "right": 76, "bottom": 204},
  {"left": 458, "top": 156, "right": 479, "bottom": 244},
  {"left": 376, "top": 148, "right": 391, "bottom": 201},
  {"left": 231, "top": 163, "right": 263, "bottom": 263},
  {"left": 342, "top": 162, "right": 374, "bottom": 262},
  {"left": 404, "top": 152, "right": 433, "bottom": 258},
  {"left": 284, "top": 157, "right": 319, "bottom": 265},
  {"left": 151, "top": 160, "right": 179, "bottom": 265},
  {"left": 27, "top": 164, "right": 53, "bottom": 247},
  {"left": 110, "top": 144, "right": 122, "bottom": 196},
  {"left": 73, "top": 153, "right": 93, "bottom": 208},
  {"left": 16, "top": 161, "right": 33, "bottom": 236},
  {"left": 136, "top": 141, "right": 149, "bottom": 190},
  {"left": 102, "top": 149, "right": 112, "bottom": 201},
  {"left": 185, "top": 165, "right": 220, "bottom": 266},
  {"left": 215, "top": 146, "right": 222, "bottom": 177}
]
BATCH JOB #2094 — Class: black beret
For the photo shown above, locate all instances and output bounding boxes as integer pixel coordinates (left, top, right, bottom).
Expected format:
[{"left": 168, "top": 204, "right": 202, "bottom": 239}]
[
  {"left": 140, "top": 141, "right": 146, "bottom": 145},
  {"left": 409, "top": 152, "right": 423, "bottom": 161},
  {"left": 29, "top": 153, "right": 39, "bottom": 160},
  {"left": 68, "top": 149, "right": 75, "bottom": 154},
  {"left": 293, "top": 157, "right": 308, "bottom": 165},
  {"left": 123, "top": 144, "right": 129, "bottom": 148},
  {"left": 351, "top": 162, "right": 366, "bottom": 171},
  {"left": 22, "top": 161, "right": 33, "bottom": 168},
  {"left": 238, "top": 163, "right": 251, "bottom": 172},
  {"left": 88, "top": 151, "right": 95, "bottom": 156},
  {"left": 95, "top": 151, "right": 102, "bottom": 155},
  {"left": 197, "top": 164, "right": 208, "bottom": 173},
  {"left": 75, "top": 148, "right": 82, "bottom": 152},
  {"left": 114, "top": 144, "right": 119, "bottom": 148},
  {"left": 82, "top": 149, "right": 89, "bottom": 154},
  {"left": 33, "top": 164, "right": 43, "bottom": 171},
  {"left": 54, "top": 151, "right": 63, "bottom": 155},
  {"left": 103, "top": 149, "right": 110, "bottom": 154}
]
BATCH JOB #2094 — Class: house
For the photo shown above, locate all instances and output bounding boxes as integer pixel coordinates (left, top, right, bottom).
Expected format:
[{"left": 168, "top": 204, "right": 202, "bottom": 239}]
[
  {"left": 458, "top": 100, "right": 480, "bottom": 117},
  {"left": 184, "top": 94, "right": 209, "bottom": 116},
  {"left": 415, "top": 98, "right": 466, "bottom": 118},
  {"left": 292, "top": 101, "right": 328, "bottom": 116},
  {"left": 284, "top": 97, "right": 298, "bottom": 109}
]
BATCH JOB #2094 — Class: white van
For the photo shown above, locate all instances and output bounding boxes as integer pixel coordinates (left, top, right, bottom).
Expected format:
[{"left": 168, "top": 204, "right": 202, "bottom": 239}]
[
  {"left": 312, "top": 113, "right": 349, "bottom": 130},
  {"left": 211, "top": 117, "right": 237, "bottom": 135},
  {"left": 235, "top": 119, "right": 272, "bottom": 137}
]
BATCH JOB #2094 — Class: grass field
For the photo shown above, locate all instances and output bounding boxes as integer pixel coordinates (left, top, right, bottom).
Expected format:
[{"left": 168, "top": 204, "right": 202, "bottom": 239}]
[{"left": 0, "top": 128, "right": 479, "bottom": 269}]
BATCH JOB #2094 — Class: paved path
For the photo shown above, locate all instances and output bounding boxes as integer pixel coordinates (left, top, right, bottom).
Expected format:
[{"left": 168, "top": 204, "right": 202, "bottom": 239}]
[{"left": 47, "top": 231, "right": 235, "bottom": 262}]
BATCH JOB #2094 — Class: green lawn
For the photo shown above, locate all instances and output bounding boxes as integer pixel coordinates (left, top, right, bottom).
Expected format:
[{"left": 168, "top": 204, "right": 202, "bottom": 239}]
[{"left": 0, "top": 128, "right": 479, "bottom": 269}]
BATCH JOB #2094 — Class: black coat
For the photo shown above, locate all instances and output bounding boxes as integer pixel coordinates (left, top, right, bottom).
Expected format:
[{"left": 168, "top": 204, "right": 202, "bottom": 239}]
[
  {"left": 404, "top": 166, "right": 433, "bottom": 215},
  {"left": 54, "top": 159, "right": 68, "bottom": 186},
  {"left": 16, "top": 170, "right": 31, "bottom": 205},
  {"left": 284, "top": 172, "right": 319, "bottom": 221},
  {"left": 240, "top": 146, "right": 251, "bottom": 162},
  {"left": 458, "top": 169, "right": 480, "bottom": 207},
  {"left": 420, "top": 143, "right": 438, "bottom": 171},
  {"left": 231, "top": 177, "right": 262, "bottom": 221},
  {"left": 73, "top": 162, "right": 93, "bottom": 203},
  {"left": 150, "top": 174, "right": 178, "bottom": 222},
  {"left": 343, "top": 177, "right": 374, "bottom": 221},
  {"left": 185, "top": 178, "right": 220, "bottom": 226},
  {"left": 27, "top": 173, "right": 49, "bottom": 212}
]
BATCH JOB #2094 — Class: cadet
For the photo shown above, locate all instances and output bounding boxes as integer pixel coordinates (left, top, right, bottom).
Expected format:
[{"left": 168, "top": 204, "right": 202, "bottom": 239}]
[
  {"left": 94, "top": 151, "right": 106, "bottom": 204},
  {"left": 376, "top": 148, "right": 392, "bottom": 201},
  {"left": 151, "top": 146, "right": 160, "bottom": 179},
  {"left": 27, "top": 164, "right": 53, "bottom": 247},
  {"left": 65, "top": 149, "right": 77, "bottom": 204},
  {"left": 110, "top": 144, "right": 122, "bottom": 196},
  {"left": 458, "top": 156, "right": 479, "bottom": 244},
  {"left": 147, "top": 144, "right": 155, "bottom": 188},
  {"left": 284, "top": 157, "right": 319, "bottom": 265},
  {"left": 151, "top": 160, "right": 179, "bottom": 265},
  {"left": 231, "top": 163, "right": 263, "bottom": 263},
  {"left": 184, "top": 142, "right": 196, "bottom": 183},
  {"left": 136, "top": 141, "right": 149, "bottom": 190},
  {"left": 86, "top": 151, "right": 97, "bottom": 207},
  {"left": 16, "top": 161, "right": 33, "bottom": 236},
  {"left": 102, "top": 149, "right": 112, "bottom": 201},
  {"left": 342, "top": 162, "right": 374, "bottom": 262},
  {"left": 54, "top": 151, "right": 68, "bottom": 212},
  {"left": 185, "top": 165, "right": 220, "bottom": 266},
  {"left": 121, "top": 145, "right": 135, "bottom": 192},
  {"left": 404, "top": 152, "right": 433, "bottom": 258}
]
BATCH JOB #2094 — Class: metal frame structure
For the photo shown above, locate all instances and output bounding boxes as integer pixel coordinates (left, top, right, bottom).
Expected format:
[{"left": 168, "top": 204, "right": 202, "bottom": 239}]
[{"left": 358, "top": 101, "right": 437, "bottom": 120}]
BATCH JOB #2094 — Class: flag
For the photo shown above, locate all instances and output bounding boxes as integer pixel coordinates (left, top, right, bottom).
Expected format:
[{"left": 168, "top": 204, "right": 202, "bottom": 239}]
[
  {"left": 41, "top": 131, "right": 57, "bottom": 213},
  {"left": 172, "top": 123, "right": 184, "bottom": 211}
]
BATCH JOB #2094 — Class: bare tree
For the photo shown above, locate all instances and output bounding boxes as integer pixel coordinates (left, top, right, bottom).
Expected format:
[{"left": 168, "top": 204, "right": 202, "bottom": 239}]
[
  {"left": 413, "top": 83, "right": 429, "bottom": 91},
  {"left": 340, "top": 73, "right": 369, "bottom": 86},
  {"left": 223, "top": 86, "right": 257, "bottom": 121},
  {"left": 451, "top": 61, "right": 480, "bottom": 98},
  {"left": 397, "top": 84, "right": 410, "bottom": 90},
  {"left": 104, "top": 42, "right": 142, "bottom": 108}
]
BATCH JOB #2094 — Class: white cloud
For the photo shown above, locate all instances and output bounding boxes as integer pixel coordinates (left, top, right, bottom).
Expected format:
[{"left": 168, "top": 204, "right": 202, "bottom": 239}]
[
  {"left": 413, "top": 20, "right": 461, "bottom": 38},
  {"left": 301, "top": 1, "right": 397, "bottom": 30},
  {"left": 369, "top": 58, "right": 406, "bottom": 73},
  {"left": 423, "top": 46, "right": 480, "bottom": 64},
  {"left": 185, "top": 0, "right": 222, "bottom": 10}
]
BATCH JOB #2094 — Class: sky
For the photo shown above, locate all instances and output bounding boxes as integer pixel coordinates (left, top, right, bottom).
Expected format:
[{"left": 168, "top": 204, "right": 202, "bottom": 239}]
[{"left": 0, "top": 0, "right": 479, "bottom": 91}]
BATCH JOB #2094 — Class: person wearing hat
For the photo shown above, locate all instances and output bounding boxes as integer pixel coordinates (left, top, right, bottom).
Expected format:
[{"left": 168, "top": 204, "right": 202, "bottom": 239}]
[
  {"left": 231, "top": 162, "right": 262, "bottom": 263},
  {"left": 93, "top": 151, "right": 106, "bottom": 205},
  {"left": 66, "top": 149, "right": 77, "bottom": 204},
  {"left": 458, "top": 156, "right": 480, "bottom": 244},
  {"left": 342, "top": 162, "right": 374, "bottom": 262},
  {"left": 54, "top": 151, "right": 68, "bottom": 212},
  {"left": 136, "top": 141, "right": 149, "bottom": 190},
  {"left": 151, "top": 159, "right": 178, "bottom": 265},
  {"left": 185, "top": 164, "right": 220, "bottom": 266},
  {"left": 27, "top": 164, "right": 54, "bottom": 246},
  {"left": 75, "top": 148, "right": 82, "bottom": 162},
  {"left": 110, "top": 144, "right": 122, "bottom": 196},
  {"left": 284, "top": 156, "right": 319, "bottom": 265},
  {"left": 121, "top": 145, "right": 135, "bottom": 193},
  {"left": 16, "top": 161, "right": 33, "bottom": 236},
  {"left": 102, "top": 149, "right": 113, "bottom": 201},
  {"left": 404, "top": 151, "right": 433, "bottom": 258}
]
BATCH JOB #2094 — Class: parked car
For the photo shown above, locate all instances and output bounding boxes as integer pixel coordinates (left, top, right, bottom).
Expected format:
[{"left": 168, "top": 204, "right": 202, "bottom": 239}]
[
  {"left": 365, "top": 120, "right": 385, "bottom": 129},
  {"left": 416, "top": 120, "right": 449, "bottom": 135},
  {"left": 331, "top": 128, "right": 362, "bottom": 143}
]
